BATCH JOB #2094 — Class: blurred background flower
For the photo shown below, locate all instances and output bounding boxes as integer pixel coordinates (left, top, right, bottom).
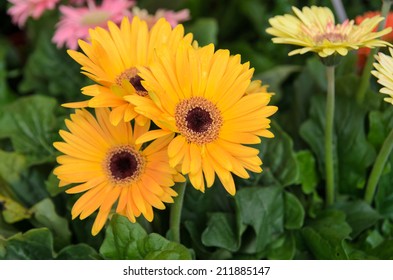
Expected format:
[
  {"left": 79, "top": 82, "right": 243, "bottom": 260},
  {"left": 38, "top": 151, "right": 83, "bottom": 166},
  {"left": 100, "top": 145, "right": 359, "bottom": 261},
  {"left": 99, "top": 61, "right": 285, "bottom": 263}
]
[
  {"left": 52, "top": 0, "right": 134, "bottom": 49},
  {"left": 7, "top": 0, "right": 59, "bottom": 27}
]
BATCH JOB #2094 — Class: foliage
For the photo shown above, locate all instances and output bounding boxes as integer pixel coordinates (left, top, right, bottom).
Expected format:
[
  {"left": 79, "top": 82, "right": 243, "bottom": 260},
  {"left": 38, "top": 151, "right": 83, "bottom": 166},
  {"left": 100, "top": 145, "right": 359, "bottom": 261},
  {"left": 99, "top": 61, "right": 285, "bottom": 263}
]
[{"left": 1, "top": 0, "right": 393, "bottom": 260}]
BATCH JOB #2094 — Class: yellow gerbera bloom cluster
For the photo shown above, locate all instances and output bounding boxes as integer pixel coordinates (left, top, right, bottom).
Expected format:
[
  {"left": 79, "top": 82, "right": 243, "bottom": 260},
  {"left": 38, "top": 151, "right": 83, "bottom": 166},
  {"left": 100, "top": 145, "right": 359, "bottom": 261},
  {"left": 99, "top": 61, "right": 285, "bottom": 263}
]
[
  {"left": 266, "top": 6, "right": 392, "bottom": 57},
  {"left": 54, "top": 16, "right": 277, "bottom": 235}
]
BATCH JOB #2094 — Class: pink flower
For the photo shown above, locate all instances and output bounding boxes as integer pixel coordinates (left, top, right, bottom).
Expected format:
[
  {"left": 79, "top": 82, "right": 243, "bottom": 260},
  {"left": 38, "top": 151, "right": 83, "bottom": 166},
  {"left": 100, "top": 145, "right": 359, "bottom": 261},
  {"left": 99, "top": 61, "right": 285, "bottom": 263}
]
[
  {"left": 52, "top": 0, "right": 134, "bottom": 50},
  {"left": 131, "top": 7, "right": 190, "bottom": 28},
  {"left": 7, "top": 0, "right": 60, "bottom": 28}
]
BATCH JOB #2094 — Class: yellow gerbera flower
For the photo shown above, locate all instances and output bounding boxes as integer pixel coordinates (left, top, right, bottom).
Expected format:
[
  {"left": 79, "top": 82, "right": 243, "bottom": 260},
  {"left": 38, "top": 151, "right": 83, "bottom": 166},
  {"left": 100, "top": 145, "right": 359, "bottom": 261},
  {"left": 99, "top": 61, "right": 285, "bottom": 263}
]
[
  {"left": 53, "top": 108, "right": 183, "bottom": 236},
  {"left": 266, "top": 6, "right": 392, "bottom": 57},
  {"left": 372, "top": 47, "right": 393, "bottom": 105},
  {"left": 66, "top": 16, "right": 193, "bottom": 125},
  {"left": 126, "top": 42, "right": 278, "bottom": 195}
]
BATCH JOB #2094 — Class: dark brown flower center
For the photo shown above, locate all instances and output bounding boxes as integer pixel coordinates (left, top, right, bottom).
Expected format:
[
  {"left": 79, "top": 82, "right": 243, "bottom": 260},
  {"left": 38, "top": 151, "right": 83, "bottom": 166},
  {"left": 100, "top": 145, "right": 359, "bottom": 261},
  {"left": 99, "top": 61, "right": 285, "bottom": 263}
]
[
  {"left": 186, "top": 107, "right": 213, "bottom": 133},
  {"left": 109, "top": 151, "right": 138, "bottom": 180},
  {"left": 129, "top": 74, "right": 145, "bottom": 92},
  {"left": 104, "top": 145, "right": 145, "bottom": 185},
  {"left": 175, "top": 97, "right": 222, "bottom": 145},
  {"left": 115, "top": 67, "right": 148, "bottom": 96}
]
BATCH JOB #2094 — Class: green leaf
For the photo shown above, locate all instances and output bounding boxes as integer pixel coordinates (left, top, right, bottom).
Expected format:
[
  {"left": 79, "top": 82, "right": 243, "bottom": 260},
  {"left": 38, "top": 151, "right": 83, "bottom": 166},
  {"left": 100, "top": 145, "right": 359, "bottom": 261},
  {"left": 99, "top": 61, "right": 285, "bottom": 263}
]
[
  {"left": 0, "top": 216, "right": 19, "bottom": 238},
  {"left": 235, "top": 186, "right": 284, "bottom": 253},
  {"left": 256, "top": 65, "right": 301, "bottom": 100},
  {"left": 201, "top": 213, "right": 240, "bottom": 252},
  {"left": 368, "top": 109, "right": 393, "bottom": 216},
  {"left": 301, "top": 210, "right": 351, "bottom": 259},
  {"left": 0, "top": 194, "right": 31, "bottom": 223},
  {"left": 45, "top": 172, "right": 63, "bottom": 197},
  {"left": 7, "top": 166, "right": 50, "bottom": 207},
  {"left": 266, "top": 232, "right": 295, "bottom": 260},
  {"left": 306, "top": 57, "right": 327, "bottom": 91},
  {"left": 295, "top": 150, "right": 319, "bottom": 194},
  {"left": 0, "top": 95, "right": 58, "bottom": 166},
  {"left": 300, "top": 92, "right": 375, "bottom": 195},
  {"left": 100, "top": 214, "right": 192, "bottom": 260},
  {"left": 368, "top": 240, "right": 393, "bottom": 260},
  {"left": 56, "top": 244, "right": 101, "bottom": 260},
  {"left": 19, "top": 28, "right": 88, "bottom": 103},
  {"left": 284, "top": 192, "right": 305, "bottom": 230},
  {"left": 368, "top": 110, "right": 393, "bottom": 150},
  {"left": 1, "top": 228, "right": 54, "bottom": 260},
  {"left": 186, "top": 18, "right": 218, "bottom": 46},
  {"left": 30, "top": 198, "right": 71, "bottom": 250},
  {"left": 0, "top": 150, "right": 26, "bottom": 184},
  {"left": 258, "top": 122, "right": 299, "bottom": 187},
  {"left": 141, "top": 233, "right": 192, "bottom": 260},
  {"left": 335, "top": 200, "right": 380, "bottom": 238}
]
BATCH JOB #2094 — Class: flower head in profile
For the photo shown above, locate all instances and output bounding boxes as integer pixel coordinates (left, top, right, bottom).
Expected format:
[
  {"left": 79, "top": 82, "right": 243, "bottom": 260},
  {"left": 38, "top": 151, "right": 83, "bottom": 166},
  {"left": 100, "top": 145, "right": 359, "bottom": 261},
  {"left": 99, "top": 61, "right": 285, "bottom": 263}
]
[
  {"left": 7, "top": 0, "right": 60, "bottom": 28},
  {"left": 52, "top": 0, "right": 134, "bottom": 50},
  {"left": 127, "top": 42, "right": 278, "bottom": 195},
  {"left": 131, "top": 7, "right": 190, "bottom": 28},
  {"left": 53, "top": 108, "right": 182, "bottom": 235},
  {"left": 266, "top": 6, "right": 392, "bottom": 57},
  {"left": 372, "top": 48, "right": 393, "bottom": 105},
  {"left": 65, "top": 16, "right": 193, "bottom": 126}
]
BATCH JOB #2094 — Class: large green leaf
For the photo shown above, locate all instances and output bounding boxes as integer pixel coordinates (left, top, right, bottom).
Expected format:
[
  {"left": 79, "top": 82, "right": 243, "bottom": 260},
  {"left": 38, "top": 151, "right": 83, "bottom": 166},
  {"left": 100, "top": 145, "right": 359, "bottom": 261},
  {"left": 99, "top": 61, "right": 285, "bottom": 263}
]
[
  {"left": 257, "top": 122, "right": 299, "bottom": 187},
  {"left": 2, "top": 155, "right": 50, "bottom": 209},
  {"left": 284, "top": 192, "right": 305, "bottom": 230},
  {"left": 335, "top": 200, "right": 380, "bottom": 238},
  {"left": 295, "top": 150, "right": 319, "bottom": 194},
  {"left": 56, "top": 244, "right": 101, "bottom": 260},
  {"left": 235, "top": 186, "right": 284, "bottom": 253},
  {"left": 300, "top": 92, "right": 375, "bottom": 195},
  {"left": 256, "top": 65, "right": 301, "bottom": 101},
  {"left": 30, "top": 198, "right": 71, "bottom": 250},
  {"left": 368, "top": 240, "right": 393, "bottom": 260},
  {"left": 266, "top": 232, "right": 295, "bottom": 260},
  {"left": 0, "top": 150, "right": 26, "bottom": 184},
  {"left": 0, "top": 95, "right": 58, "bottom": 166},
  {"left": 0, "top": 228, "right": 54, "bottom": 260},
  {"left": 368, "top": 109, "right": 393, "bottom": 216},
  {"left": 0, "top": 216, "right": 19, "bottom": 238},
  {"left": 100, "top": 214, "right": 192, "bottom": 260},
  {"left": 301, "top": 210, "right": 351, "bottom": 259},
  {"left": 0, "top": 194, "right": 31, "bottom": 223},
  {"left": 201, "top": 212, "right": 241, "bottom": 252},
  {"left": 19, "top": 27, "right": 88, "bottom": 103}
]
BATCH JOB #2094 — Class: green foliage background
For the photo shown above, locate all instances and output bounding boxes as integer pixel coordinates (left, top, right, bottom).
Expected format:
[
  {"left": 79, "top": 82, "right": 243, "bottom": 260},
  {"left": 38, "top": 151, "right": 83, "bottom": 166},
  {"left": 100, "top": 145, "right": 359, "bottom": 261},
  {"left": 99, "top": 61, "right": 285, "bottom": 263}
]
[{"left": 1, "top": 0, "right": 393, "bottom": 260}]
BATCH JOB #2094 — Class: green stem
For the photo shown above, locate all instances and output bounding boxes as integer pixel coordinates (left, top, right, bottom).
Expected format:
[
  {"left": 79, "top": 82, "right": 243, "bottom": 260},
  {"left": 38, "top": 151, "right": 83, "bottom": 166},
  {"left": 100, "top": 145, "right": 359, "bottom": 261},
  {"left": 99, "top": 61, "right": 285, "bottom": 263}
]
[
  {"left": 356, "top": 0, "right": 392, "bottom": 104},
  {"left": 364, "top": 127, "right": 393, "bottom": 204},
  {"left": 325, "top": 66, "right": 336, "bottom": 206},
  {"left": 169, "top": 180, "right": 187, "bottom": 243}
]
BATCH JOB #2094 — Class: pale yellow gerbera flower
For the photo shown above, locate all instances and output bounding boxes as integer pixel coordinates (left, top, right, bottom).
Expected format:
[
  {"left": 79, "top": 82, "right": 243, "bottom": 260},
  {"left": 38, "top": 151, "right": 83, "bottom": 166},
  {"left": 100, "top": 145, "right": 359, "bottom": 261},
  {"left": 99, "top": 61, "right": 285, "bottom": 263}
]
[
  {"left": 126, "top": 42, "right": 278, "bottom": 195},
  {"left": 266, "top": 6, "right": 392, "bottom": 57},
  {"left": 53, "top": 108, "right": 183, "bottom": 235},
  {"left": 66, "top": 16, "right": 193, "bottom": 126},
  {"left": 372, "top": 47, "right": 393, "bottom": 104}
]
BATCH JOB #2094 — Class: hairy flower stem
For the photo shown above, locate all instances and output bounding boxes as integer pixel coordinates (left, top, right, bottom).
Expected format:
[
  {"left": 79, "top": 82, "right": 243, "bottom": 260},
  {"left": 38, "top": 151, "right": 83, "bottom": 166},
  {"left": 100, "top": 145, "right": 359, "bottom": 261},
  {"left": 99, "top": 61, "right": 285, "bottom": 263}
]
[
  {"left": 364, "top": 127, "right": 393, "bottom": 204},
  {"left": 356, "top": 0, "right": 392, "bottom": 104},
  {"left": 169, "top": 180, "right": 187, "bottom": 243},
  {"left": 325, "top": 66, "right": 336, "bottom": 206}
]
